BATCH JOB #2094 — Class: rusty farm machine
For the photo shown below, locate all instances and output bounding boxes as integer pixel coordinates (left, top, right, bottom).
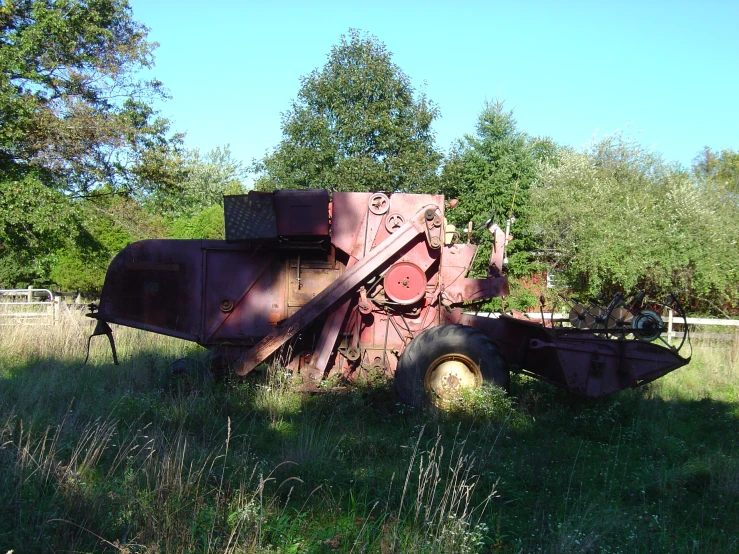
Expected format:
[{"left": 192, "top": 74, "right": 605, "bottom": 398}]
[{"left": 86, "top": 190, "right": 690, "bottom": 407}]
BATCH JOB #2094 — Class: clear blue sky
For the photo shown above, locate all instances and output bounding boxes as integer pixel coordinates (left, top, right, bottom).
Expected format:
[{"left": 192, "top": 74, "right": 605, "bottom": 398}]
[{"left": 128, "top": 0, "right": 738, "bottom": 174}]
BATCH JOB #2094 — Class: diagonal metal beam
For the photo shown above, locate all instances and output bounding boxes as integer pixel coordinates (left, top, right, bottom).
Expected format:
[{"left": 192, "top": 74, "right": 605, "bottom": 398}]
[{"left": 233, "top": 205, "right": 436, "bottom": 375}]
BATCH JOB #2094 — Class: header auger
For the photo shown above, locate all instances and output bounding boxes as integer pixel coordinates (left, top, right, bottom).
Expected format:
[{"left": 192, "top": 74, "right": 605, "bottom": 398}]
[{"left": 87, "top": 190, "right": 690, "bottom": 407}]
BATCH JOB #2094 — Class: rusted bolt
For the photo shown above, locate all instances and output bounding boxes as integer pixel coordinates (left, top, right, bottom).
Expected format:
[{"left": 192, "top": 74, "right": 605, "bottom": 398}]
[{"left": 220, "top": 298, "right": 235, "bottom": 313}]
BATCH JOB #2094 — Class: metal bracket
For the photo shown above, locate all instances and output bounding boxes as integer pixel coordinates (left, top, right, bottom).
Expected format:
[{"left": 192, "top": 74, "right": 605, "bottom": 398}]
[{"left": 82, "top": 319, "right": 119, "bottom": 367}]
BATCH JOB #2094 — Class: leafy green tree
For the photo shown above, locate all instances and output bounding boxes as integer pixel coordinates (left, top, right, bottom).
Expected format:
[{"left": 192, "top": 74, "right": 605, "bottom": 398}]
[
  {"left": 531, "top": 134, "right": 739, "bottom": 313},
  {"left": 149, "top": 146, "right": 247, "bottom": 219},
  {"left": 0, "top": 0, "right": 179, "bottom": 197},
  {"left": 439, "top": 101, "right": 543, "bottom": 280},
  {"left": 48, "top": 194, "right": 167, "bottom": 291},
  {"left": 143, "top": 145, "right": 246, "bottom": 242},
  {"left": 0, "top": 0, "right": 183, "bottom": 288},
  {"left": 167, "top": 205, "right": 225, "bottom": 240},
  {"left": 253, "top": 29, "right": 442, "bottom": 193},
  {"left": 46, "top": 142, "right": 245, "bottom": 291},
  {"left": 692, "top": 146, "right": 739, "bottom": 199},
  {"left": 0, "top": 171, "right": 78, "bottom": 286}
]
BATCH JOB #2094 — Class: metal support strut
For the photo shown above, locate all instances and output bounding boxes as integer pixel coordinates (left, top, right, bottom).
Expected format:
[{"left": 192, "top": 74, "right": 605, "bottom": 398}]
[
  {"left": 233, "top": 205, "right": 439, "bottom": 376},
  {"left": 82, "top": 319, "right": 119, "bottom": 367}
]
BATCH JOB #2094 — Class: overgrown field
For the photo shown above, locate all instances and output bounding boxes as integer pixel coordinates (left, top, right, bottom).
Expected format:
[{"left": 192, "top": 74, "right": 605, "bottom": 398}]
[{"left": 1, "top": 316, "right": 737, "bottom": 553}]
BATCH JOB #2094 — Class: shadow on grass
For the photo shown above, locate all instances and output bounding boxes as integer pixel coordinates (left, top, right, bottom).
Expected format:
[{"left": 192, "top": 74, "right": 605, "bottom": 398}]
[{"left": 0, "top": 347, "right": 738, "bottom": 553}]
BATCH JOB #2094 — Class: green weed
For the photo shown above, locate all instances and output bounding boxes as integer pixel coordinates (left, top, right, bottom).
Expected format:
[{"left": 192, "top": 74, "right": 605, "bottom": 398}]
[{"left": 0, "top": 315, "right": 737, "bottom": 552}]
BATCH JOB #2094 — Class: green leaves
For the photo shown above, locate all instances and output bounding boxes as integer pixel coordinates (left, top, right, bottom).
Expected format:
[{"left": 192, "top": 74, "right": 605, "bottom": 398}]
[
  {"left": 0, "top": 1, "right": 186, "bottom": 289},
  {"left": 693, "top": 147, "right": 739, "bottom": 201},
  {"left": 531, "top": 134, "right": 739, "bottom": 312},
  {"left": 168, "top": 205, "right": 225, "bottom": 240},
  {"left": 43, "top": 193, "right": 165, "bottom": 291},
  {"left": 0, "top": 0, "right": 176, "bottom": 197},
  {"left": 147, "top": 146, "right": 247, "bottom": 220},
  {"left": 253, "top": 29, "right": 442, "bottom": 193},
  {"left": 439, "top": 101, "right": 541, "bottom": 278},
  {"left": 0, "top": 173, "right": 79, "bottom": 285}
]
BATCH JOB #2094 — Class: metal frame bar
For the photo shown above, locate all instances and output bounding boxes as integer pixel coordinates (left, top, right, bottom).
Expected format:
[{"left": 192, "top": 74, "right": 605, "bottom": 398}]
[{"left": 233, "top": 205, "right": 437, "bottom": 375}]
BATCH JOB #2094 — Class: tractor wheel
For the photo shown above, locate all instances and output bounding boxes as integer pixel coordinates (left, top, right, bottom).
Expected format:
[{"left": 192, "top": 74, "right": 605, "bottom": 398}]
[
  {"left": 394, "top": 324, "right": 509, "bottom": 409},
  {"left": 166, "top": 357, "right": 213, "bottom": 396}
]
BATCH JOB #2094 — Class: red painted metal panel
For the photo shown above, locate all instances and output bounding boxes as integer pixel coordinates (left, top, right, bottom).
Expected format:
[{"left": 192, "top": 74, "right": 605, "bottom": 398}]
[
  {"left": 97, "top": 240, "right": 204, "bottom": 340},
  {"left": 456, "top": 312, "right": 689, "bottom": 398},
  {"left": 331, "top": 192, "right": 372, "bottom": 255},
  {"left": 275, "top": 190, "right": 329, "bottom": 236},
  {"left": 201, "top": 250, "right": 279, "bottom": 344}
]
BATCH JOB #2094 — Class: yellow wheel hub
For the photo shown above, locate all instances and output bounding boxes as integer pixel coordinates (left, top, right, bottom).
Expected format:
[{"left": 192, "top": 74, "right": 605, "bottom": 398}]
[{"left": 424, "top": 353, "right": 482, "bottom": 406}]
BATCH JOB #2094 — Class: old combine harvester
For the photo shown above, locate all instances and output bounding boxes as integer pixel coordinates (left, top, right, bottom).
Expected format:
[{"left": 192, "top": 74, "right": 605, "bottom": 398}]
[{"left": 87, "top": 190, "right": 690, "bottom": 407}]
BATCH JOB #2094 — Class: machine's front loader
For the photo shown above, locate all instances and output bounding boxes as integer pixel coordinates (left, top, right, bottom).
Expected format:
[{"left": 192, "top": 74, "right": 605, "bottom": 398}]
[{"left": 88, "top": 189, "right": 691, "bottom": 407}]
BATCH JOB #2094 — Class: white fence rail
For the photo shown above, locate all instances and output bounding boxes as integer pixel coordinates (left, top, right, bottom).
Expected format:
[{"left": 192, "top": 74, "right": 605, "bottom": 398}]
[
  {"left": 0, "top": 287, "right": 58, "bottom": 326},
  {"left": 518, "top": 311, "right": 739, "bottom": 342}
]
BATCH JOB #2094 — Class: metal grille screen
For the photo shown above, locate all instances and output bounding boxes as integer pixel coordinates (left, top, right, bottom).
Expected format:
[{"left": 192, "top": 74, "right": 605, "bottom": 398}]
[{"left": 223, "top": 194, "right": 277, "bottom": 241}]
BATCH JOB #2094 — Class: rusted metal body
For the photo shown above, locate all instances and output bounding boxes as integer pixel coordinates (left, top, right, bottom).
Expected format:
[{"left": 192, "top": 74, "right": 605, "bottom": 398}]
[
  {"left": 90, "top": 190, "right": 690, "bottom": 400},
  {"left": 451, "top": 313, "right": 687, "bottom": 397}
]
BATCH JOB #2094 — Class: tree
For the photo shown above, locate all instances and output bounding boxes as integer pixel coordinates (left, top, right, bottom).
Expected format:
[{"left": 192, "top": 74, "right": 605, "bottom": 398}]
[
  {"left": 0, "top": 0, "right": 183, "bottom": 287},
  {"left": 439, "top": 101, "right": 542, "bottom": 280},
  {"left": 167, "top": 204, "right": 225, "bottom": 240},
  {"left": 148, "top": 146, "right": 247, "bottom": 220},
  {"left": 253, "top": 29, "right": 442, "bottom": 193},
  {"left": 531, "top": 134, "right": 739, "bottom": 313},
  {"left": 48, "top": 194, "right": 166, "bottom": 291},
  {"left": 0, "top": 171, "right": 79, "bottom": 286},
  {"left": 47, "top": 145, "right": 247, "bottom": 290},
  {"left": 143, "top": 145, "right": 246, "bottom": 242},
  {"left": 692, "top": 146, "right": 739, "bottom": 200},
  {"left": 0, "top": 0, "right": 179, "bottom": 197}
]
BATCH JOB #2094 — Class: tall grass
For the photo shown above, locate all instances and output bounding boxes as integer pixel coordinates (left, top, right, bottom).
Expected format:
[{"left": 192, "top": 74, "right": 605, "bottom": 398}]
[{"left": 1, "top": 312, "right": 737, "bottom": 552}]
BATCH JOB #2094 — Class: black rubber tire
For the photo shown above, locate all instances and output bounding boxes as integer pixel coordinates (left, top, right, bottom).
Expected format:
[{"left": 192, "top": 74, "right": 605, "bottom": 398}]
[
  {"left": 204, "top": 351, "right": 231, "bottom": 382},
  {"left": 394, "top": 324, "right": 509, "bottom": 409},
  {"left": 166, "top": 357, "right": 213, "bottom": 396}
]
